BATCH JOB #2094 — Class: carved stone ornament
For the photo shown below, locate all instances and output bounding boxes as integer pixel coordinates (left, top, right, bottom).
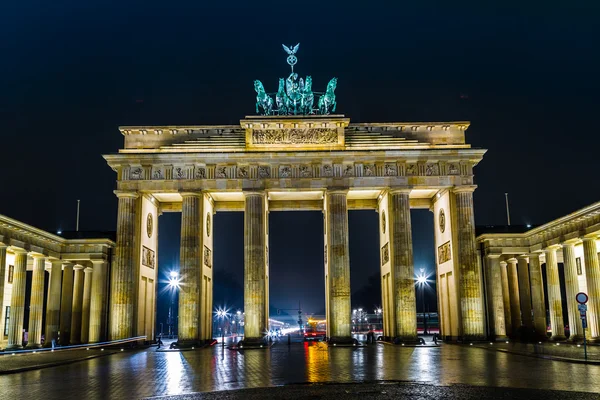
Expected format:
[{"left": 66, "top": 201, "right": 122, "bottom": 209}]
[
  {"left": 299, "top": 165, "right": 312, "bottom": 178},
  {"left": 146, "top": 213, "right": 153, "bottom": 238},
  {"left": 324, "top": 244, "right": 327, "bottom": 264},
  {"left": 174, "top": 167, "right": 185, "bottom": 179},
  {"left": 216, "top": 166, "right": 227, "bottom": 179},
  {"left": 322, "top": 164, "right": 333, "bottom": 177},
  {"left": 206, "top": 212, "right": 211, "bottom": 237},
  {"left": 195, "top": 167, "right": 206, "bottom": 179},
  {"left": 364, "top": 164, "right": 375, "bottom": 177},
  {"left": 252, "top": 128, "right": 337, "bottom": 144},
  {"left": 381, "top": 210, "right": 386, "bottom": 234},
  {"left": 343, "top": 165, "right": 354, "bottom": 177},
  {"left": 426, "top": 164, "right": 440, "bottom": 176},
  {"left": 438, "top": 240, "right": 451, "bottom": 264},
  {"left": 381, "top": 242, "right": 389, "bottom": 266},
  {"left": 384, "top": 164, "right": 397, "bottom": 176},
  {"left": 142, "top": 246, "right": 155, "bottom": 269},
  {"left": 258, "top": 166, "right": 270, "bottom": 178},
  {"left": 130, "top": 167, "right": 143, "bottom": 180},
  {"left": 439, "top": 208, "right": 446, "bottom": 233},
  {"left": 279, "top": 166, "right": 292, "bottom": 178},
  {"left": 448, "top": 163, "right": 459, "bottom": 175},
  {"left": 238, "top": 166, "right": 248, "bottom": 178},
  {"left": 152, "top": 169, "right": 164, "bottom": 180},
  {"left": 203, "top": 246, "right": 212, "bottom": 267},
  {"left": 406, "top": 164, "right": 416, "bottom": 176}
]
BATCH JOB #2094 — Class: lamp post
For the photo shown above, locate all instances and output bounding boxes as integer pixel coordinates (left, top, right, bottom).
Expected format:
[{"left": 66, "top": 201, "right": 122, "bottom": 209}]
[
  {"left": 416, "top": 269, "right": 428, "bottom": 335},
  {"left": 375, "top": 308, "right": 382, "bottom": 331},
  {"left": 168, "top": 271, "right": 180, "bottom": 339}
]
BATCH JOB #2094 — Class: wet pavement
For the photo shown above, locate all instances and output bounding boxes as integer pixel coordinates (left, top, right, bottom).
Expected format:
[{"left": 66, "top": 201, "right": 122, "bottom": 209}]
[{"left": 1, "top": 338, "right": 599, "bottom": 399}]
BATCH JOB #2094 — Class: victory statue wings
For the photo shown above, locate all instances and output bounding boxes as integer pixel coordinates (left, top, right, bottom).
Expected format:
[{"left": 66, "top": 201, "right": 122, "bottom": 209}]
[{"left": 282, "top": 43, "right": 300, "bottom": 55}]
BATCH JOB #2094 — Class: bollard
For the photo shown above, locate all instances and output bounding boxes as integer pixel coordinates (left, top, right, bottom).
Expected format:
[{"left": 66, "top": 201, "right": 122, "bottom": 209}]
[
  {"left": 288, "top": 333, "right": 291, "bottom": 346},
  {"left": 222, "top": 332, "right": 225, "bottom": 348}
]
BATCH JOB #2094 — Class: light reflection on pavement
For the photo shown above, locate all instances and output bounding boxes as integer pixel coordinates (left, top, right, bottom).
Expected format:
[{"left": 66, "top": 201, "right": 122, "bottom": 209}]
[{"left": 1, "top": 339, "right": 599, "bottom": 399}]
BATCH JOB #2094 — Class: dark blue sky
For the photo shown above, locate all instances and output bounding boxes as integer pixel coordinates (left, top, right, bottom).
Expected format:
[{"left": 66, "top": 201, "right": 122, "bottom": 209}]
[{"left": 1, "top": 2, "right": 599, "bottom": 321}]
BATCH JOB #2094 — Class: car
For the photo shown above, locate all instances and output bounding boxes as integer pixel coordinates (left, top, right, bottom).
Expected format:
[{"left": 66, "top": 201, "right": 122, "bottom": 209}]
[{"left": 303, "top": 327, "right": 326, "bottom": 341}]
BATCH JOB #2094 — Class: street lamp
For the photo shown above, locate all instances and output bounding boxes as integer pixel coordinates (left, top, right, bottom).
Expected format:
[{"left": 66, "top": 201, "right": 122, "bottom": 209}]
[
  {"left": 167, "top": 271, "right": 180, "bottom": 339},
  {"left": 416, "top": 269, "right": 429, "bottom": 335}
]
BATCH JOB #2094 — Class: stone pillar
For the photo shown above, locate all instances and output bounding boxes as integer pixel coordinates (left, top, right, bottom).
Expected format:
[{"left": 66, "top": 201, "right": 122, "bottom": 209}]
[
  {"left": 60, "top": 263, "right": 74, "bottom": 345},
  {"left": 499, "top": 260, "right": 512, "bottom": 335},
  {"left": 110, "top": 190, "right": 139, "bottom": 340},
  {"left": 81, "top": 267, "right": 93, "bottom": 344},
  {"left": 243, "top": 191, "right": 268, "bottom": 343},
  {"left": 528, "top": 253, "right": 546, "bottom": 339},
  {"left": 70, "top": 265, "right": 85, "bottom": 344},
  {"left": 507, "top": 258, "right": 521, "bottom": 335},
  {"left": 6, "top": 251, "right": 27, "bottom": 349},
  {"left": 562, "top": 242, "right": 584, "bottom": 341},
  {"left": 0, "top": 245, "right": 7, "bottom": 341},
  {"left": 582, "top": 236, "right": 600, "bottom": 340},
  {"left": 325, "top": 190, "right": 352, "bottom": 344},
  {"left": 545, "top": 246, "right": 566, "bottom": 340},
  {"left": 452, "top": 186, "right": 485, "bottom": 339},
  {"left": 26, "top": 255, "right": 46, "bottom": 348},
  {"left": 178, "top": 192, "right": 203, "bottom": 345},
  {"left": 389, "top": 189, "right": 417, "bottom": 341},
  {"left": 44, "top": 260, "right": 63, "bottom": 346},
  {"left": 487, "top": 255, "right": 507, "bottom": 339},
  {"left": 89, "top": 260, "right": 108, "bottom": 343},
  {"left": 517, "top": 255, "right": 533, "bottom": 332}
]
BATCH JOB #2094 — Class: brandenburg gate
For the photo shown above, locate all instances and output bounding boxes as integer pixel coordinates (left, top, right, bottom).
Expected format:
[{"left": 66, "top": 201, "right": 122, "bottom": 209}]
[{"left": 104, "top": 45, "right": 487, "bottom": 346}]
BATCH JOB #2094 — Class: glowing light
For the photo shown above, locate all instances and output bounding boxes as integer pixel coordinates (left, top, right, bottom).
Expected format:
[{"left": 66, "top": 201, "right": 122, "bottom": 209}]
[
  {"left": 57, "top": 230, "right": 62, "bottom": 235},
  {"left": 168, "top": 271, "right": 181, "bottom": 289},
  {"left": 377, "top": 308, "right": 382, "bottom": 314},
  {"left": 417, "top": 275, "right": 427, "bottom": 285},
  {"left": 170, "top": 271, "right": 178, "bottom": 278}
]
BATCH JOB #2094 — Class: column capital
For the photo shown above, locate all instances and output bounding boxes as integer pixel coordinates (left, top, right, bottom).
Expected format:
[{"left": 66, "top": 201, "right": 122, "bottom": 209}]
[
  {"left": 562, "top": 239, "right": 580, "bottom": 247},
  {"left": 388, "top": 187, "right": 412, "bottom": 195},
  {"left": 73, "top": 264, "right": 85, "bottom": 270},
  {"left": 11, "top": 247, "right": 28, "bottom": 255},
  {"left": 29, "top": 253, "right": 46, "bottom": 260},
  {"left": 506, "top": 257, "right": 518, "bottom": 264},
  {"left": 84, "top": 267, "right": 93, "bottom": 274},
  {"left": 0, "top": 243, "right": 7, "bottom": 249},
  {"left": 499, "top": 260, "right": 508, "bottom": 267},
  {"left": 90, "top": 259, "right": 107, "bottom": 265},
  {"left": 242, "top": 190, "right": 266, "bottom": 198},
  {"left": 582, "top": 234, "right": 599, "bottom": 241},
  {"left": 545, "top": 244, "right": 562, "bottom": 251},
  {"left": 114, "top": 190, "right": 139, "bottom": 199},
  {"left": 486, "top": 253, "right": 502, "bottom": 259},
  {"left": 527, "top": 252, "right": 542, "bottom": 259},
  {"left": 179, "top": 191, "right": 203, "bottom": 198},
  {"left": 452, "top": 185, "right": 477, "bottom": 194},
  {"left": 517, "top": 254, "right": 529, "bottom": 260},
  {"left": 325, "top": 188, "right": 349, "bottom": 195}
]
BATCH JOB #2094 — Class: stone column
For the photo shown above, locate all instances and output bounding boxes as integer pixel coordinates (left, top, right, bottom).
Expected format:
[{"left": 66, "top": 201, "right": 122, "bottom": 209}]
[
  {"left": 452, "top": 186, "right": 485, "bottom": 339},
  {"left": 70, "top": 265, "right": 85, "bottom": 344},
  {"left": 60, "top": 263, "right": 74, "bottom": 345},
  {"left": 89, "top": 260, "right": 107, "bottom": 343},
  {"left": 499, "top": 260, "right": 512, "bottom": 335},
  {"left": 44, "top": 260, "right": 62, "bottom": 346},
  {"left": 545, "top": 246, "right": 566, "bottom": 340},
  {"left": 178, "top": 192, "right": 203, "bottom": 345},
  {"left": 325, "top": 190, "right": 352, "bottom": 344},
  {"left": 26, "top": 255, "right": 46, "bottom": 348},
  {"left": 389, "top": 189, "right": 417, "bottom": 341},
  {"left": 562, "top": 242, "right": 584, "bottom": 341},
  {"left": 507, "top": 258, "right": 521, "bottom": 335},
  {"left": 528, "top": 253, "right": 546, "bottom": 339},
  {"left": 243, "top": 191, "right": 268, "bottom": 343},
  {"left": 110, "top": 190, "right": 139, "bottom": 340},
  {"left": 6, "top": 251, "right": 27, "bottom": 349},
  {"left": 517, "top": 256, "right": 533, "bottom": 332},
  {"left": 0, "top": 245, "right": 7, "bottom": 341},
  {"left": 582, "top": 236, "right": 600, "bottom": 340},
  {"left": 80, "top": 267, "right": 93, "bottom": 344},
  {"left": 487, "top": 255, "right": 507, "bottom": 339}
]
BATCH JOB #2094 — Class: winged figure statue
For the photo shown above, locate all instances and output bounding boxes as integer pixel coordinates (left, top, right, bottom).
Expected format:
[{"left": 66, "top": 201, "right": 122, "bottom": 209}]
[{"left": 282, "top": 43, "right": 300, "bottom": 55}]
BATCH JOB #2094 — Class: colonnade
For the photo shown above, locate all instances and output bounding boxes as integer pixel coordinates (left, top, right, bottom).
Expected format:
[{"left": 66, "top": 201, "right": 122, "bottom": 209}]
[
  {"left": 2, "top": 249, "right": 109, "bottom": 349},
  {"left": 486, "top": 235, "right": 600, "bottom": 342}
]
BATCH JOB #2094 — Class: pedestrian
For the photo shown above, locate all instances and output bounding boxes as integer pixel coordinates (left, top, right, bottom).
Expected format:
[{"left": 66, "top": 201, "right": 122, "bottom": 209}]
[{"left": 157, "top": 335, "right": 164, "bottom": 349}]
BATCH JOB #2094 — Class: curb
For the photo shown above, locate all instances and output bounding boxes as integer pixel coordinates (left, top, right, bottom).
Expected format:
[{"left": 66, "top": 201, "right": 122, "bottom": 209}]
[
  {"left": 0, "top": 351, "right": 118, "bottom": 375},
  {"left": 472, "top": 345, "right": 600, "bottom": 365}
]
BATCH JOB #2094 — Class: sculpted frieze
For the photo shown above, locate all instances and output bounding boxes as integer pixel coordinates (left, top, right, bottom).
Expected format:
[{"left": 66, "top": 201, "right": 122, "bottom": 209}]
[
  {"left": 363, "top": 164, "right": 375, "bottom": 177},
  {"left": 384, "top": 164, "right": 397, "bottom": 176},
  {"left": 258, "top": 165, "right": 270, "bottom": 178},
  {"left": 426, "top": 163, "right": 440, "bottom": 176},
  {"left": 406, "top": 164, "right": 416, "bottom": 176},
  {"left": 299, "top": 165, "right": 312, "bottom": 178},
  {"left": 195, "top": 167, "right": 206, "bottom": 179},
  {"left": 216, "top": 166, "right": 227, "bottom": 179},
  {"left": 152, "top": 168, "right": 164, "bottom": 180},
  {"left": 174, "top": 167, "right": 186, "bottom": 179},
  {"left": 447, "top": 163, "right": 459, "bottom": 175},
  {"left": 322, "top": 164, "right": 333, "bottom": 177},
  {"left": 238, "top": 166, "right": 249, "bottom": 178},
  {"left": 252, "top": 128, "right": 338, "bottom": 144},
  {"left": 343, "top": 165, "right": 354, "bottom": 177},
  {"left": 130, "top": 167, "right": 143, "bottom": 180},
  {"left": 279, "top": 166, "right": 292, "bottom": 178}
]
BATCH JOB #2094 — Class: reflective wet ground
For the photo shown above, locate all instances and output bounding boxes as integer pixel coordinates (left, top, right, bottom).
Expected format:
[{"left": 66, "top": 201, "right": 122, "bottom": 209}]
[{"left": 1, "top": 339, "right": 599, "bottom": 399}]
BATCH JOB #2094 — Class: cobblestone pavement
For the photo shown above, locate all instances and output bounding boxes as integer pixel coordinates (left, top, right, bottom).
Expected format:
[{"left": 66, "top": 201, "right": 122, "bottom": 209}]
[
  {"left": 1, "top": 340, "right": 599, "bottom": 400},
  {"left": 474, "top": 341, "right": 600, "bottom": 362},
  {"left": 0, "top": 348, "right": 118, "bottom": 373}
]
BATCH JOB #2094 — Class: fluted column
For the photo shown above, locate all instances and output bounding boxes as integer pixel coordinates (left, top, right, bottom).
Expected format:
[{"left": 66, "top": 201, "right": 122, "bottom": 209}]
[
  {"left": 499, "top": 261, "right": 512, "bottom": 335},
  {"left": 582, "top": 236, "right": 600, "bottom": 340},
  {"left": 507, "top": 258, "right": 521, "bottom": 335},
  {"left": 60, "top": 263, "right": 74, "bottom": 344},
  {"left": 517, "top": 256, "right": 533, "bottom": 332},
  {"left": 80, "top": 267, "right": 93, "bottom": 343},
  {"left": 243, "top": 191, "right": 268, "bottom": 342},
  {"left": 89, "top": 260, "right": 107, "bottom": 343},
  {"left": 26, "top": 255, "right": 46, "bottom": 348},
  {"left": 44, "top": 260, "right": 63, "bottom": 346},
  {"left": 178, "top": 192, "right": 203, "bottom": 345},
  {"left": 70, "top": 265, "right": 85, "bottom": 344},
  {"left": 452, "top": 186, "right": 485, "bottom": 339},
  {"left": 109, "top": 190, "right": 139, "bottom": 340},
  {"left": 528, "top": 253, "right": 546, "bottom": 339},
  {"left": 487, "top": 255, "right": 507, "bottom": 339},
  {"left": 389, "top": 189, "right": 417, "bottom": 341},
  {"left": 0, "top": 245, "right": 7, "bottom": 341},
  {"left": 325, "top": 190, "right": 352, "bottom": 343},
  {"left": 562, "top": 242, "right": 583, "bottom": 341},
  {"left": 545, "top": 246, "right": 566, "bottom": 340},
  {"left": 7, "top": 251, "right": 28, "bottom": 349}
]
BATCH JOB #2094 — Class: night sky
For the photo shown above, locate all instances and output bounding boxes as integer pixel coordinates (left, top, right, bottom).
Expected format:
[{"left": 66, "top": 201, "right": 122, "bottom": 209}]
[{"left": 2, "top": 3, "right": 599, "bottom": 325}]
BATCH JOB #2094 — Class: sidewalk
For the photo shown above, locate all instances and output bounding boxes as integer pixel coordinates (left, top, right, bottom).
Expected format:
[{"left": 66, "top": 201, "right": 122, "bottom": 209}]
[
  {"left": 0, "top": 348, "right": 118, "bottom": 374},
  {"left": 473, "top": 341, "right": 600, "bottom": 363}
]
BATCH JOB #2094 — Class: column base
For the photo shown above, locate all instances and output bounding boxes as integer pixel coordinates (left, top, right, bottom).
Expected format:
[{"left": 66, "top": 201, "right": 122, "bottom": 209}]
[
  {"left": 392, "top": 336, "right": 421, "bottom": 345},
  {"left": 494, "top": 335, "right": 509, "bottom": 342},
  {"left": 567, "top": 335, "right": 584, "bottom": 343},
  {"left": 5, "top": 344, "right": 23, "bottom": 350},
  {"left": 25, "top": 343, "right": 42, "bottom": 349},
  {"left": 327, "top": 336, "right": 358, "bottom": 347},
  {"left": 550, "top": 335, "right": 567, "bottom": 341}
]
